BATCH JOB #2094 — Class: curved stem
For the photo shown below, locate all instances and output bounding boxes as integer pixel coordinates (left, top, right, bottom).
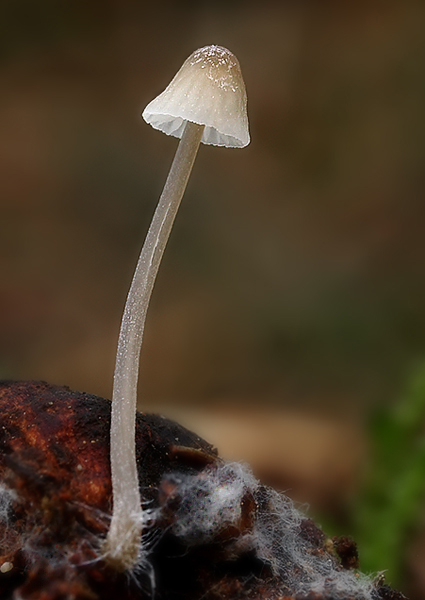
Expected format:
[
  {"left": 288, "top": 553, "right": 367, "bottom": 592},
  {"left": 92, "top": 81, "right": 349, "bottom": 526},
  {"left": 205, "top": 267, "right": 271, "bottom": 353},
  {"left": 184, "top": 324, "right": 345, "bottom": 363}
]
[{"left": 105, "top": 121, "right": 205, "bottom": 570}]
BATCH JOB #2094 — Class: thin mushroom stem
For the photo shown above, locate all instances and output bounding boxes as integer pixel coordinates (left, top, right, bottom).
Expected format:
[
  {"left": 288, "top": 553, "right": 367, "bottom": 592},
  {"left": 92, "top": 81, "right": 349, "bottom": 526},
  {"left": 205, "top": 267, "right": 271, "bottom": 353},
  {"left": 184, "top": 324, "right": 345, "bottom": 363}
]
[{"left": 105, "top": 121, "right": 205, "bottom": 570}]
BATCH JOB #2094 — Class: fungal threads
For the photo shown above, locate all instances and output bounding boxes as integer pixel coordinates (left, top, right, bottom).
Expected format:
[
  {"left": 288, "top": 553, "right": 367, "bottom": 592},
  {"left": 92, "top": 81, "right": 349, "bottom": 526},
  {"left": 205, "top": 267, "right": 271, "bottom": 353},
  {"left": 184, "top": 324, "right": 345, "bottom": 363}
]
[{"left": 154, "top": 462, "right": 375, "bottom": 600}]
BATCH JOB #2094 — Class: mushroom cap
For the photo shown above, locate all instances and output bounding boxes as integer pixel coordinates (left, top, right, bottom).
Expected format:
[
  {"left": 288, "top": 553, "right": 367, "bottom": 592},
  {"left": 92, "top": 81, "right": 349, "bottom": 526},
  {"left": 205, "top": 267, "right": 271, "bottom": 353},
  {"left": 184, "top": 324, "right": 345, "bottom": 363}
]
[{"left": 142, "top": 45, "right": 250, "bottom": 148}]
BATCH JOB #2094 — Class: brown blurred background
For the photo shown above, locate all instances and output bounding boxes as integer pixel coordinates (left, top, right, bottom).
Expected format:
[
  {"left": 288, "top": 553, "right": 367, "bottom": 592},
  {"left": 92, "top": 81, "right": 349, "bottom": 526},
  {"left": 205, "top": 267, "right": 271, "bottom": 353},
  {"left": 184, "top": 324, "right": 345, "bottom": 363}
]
[{"left": 1, "top": 0, "right": 425, "bottom": 595}]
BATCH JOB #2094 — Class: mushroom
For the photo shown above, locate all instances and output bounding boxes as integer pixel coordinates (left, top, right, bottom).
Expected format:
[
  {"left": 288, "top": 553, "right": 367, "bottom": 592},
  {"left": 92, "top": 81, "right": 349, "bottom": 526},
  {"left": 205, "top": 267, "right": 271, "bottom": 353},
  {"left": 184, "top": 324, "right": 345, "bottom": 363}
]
[{"left": 104, "top": 45, "right": 250, "bottom": 571}]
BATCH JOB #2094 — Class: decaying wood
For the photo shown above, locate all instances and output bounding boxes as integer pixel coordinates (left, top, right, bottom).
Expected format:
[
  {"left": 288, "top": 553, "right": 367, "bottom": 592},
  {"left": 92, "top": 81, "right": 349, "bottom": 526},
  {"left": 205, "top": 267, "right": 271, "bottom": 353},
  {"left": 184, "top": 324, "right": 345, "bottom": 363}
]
[{"left": 0, "top": 381, "right": 406, "bottom": 600}]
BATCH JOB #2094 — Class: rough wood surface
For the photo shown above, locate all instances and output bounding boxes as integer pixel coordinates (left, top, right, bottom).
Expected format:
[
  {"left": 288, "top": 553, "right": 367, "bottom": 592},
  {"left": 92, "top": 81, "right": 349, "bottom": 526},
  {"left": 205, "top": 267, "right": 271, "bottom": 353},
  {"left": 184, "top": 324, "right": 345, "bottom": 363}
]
[{"left": 0, "top": 381, "right": 406, "bottom": 600}]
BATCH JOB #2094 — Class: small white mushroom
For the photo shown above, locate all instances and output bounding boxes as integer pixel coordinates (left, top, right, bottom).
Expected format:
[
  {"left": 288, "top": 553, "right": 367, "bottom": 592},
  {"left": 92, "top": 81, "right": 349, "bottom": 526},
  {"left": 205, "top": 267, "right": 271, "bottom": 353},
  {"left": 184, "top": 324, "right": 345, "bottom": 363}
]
[
  {"left": 105, "top": 44, "right": 249, "bottom": 571},
  {"left": 143, "top": 45, "right": 250, "bottom": 148}
]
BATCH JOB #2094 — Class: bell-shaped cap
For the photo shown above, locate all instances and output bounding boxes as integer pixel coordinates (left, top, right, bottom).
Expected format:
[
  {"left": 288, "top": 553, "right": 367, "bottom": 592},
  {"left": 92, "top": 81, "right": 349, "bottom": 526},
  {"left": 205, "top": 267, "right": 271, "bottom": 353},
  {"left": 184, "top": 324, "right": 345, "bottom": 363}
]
[{"left": 142, "top": 45, "right": 250, "bottom": 148}]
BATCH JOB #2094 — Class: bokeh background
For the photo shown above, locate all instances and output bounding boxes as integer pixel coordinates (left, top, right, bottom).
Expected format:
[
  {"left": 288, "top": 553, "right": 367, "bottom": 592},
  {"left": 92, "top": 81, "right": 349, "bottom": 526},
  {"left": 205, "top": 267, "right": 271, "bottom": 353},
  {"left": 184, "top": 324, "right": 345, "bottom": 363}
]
[{"left": 1, "top": 0, "right": 425, "bottom": 596}]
